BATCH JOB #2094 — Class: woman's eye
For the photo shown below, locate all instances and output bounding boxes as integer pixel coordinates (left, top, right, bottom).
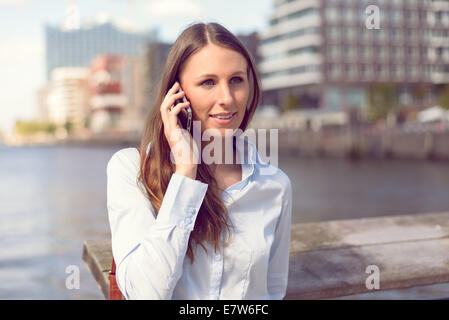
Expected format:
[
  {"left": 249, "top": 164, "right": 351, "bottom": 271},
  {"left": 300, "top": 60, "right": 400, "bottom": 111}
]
[
  {"left": 230, "top": 76, "right": 243, "bottom": 84},
  {"left": 201, "top": 79, "right": 214, "bottom": 86},
  {"left": 200, "top": 77, "right": 243, "bottom": 87}
]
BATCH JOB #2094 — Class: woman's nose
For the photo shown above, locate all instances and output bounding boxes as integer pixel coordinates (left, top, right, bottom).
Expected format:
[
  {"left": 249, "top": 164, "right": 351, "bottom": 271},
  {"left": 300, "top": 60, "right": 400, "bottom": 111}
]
[{"left": 217, "top": 83, "right": 233, "bottom": 106}]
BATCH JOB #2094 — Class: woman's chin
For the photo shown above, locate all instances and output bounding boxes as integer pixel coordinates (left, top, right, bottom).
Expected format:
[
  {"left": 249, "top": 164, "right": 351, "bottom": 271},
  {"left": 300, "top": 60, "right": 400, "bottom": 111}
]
[{"left": 201, "top": 127, "right": 239, "bottom": 138}]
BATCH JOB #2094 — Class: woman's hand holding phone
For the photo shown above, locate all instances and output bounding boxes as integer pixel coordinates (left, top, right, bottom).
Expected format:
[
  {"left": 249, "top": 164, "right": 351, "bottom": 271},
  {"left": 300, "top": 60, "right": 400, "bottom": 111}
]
[{"left": 160, "top": 81, "right": 198, "bottom": 179}]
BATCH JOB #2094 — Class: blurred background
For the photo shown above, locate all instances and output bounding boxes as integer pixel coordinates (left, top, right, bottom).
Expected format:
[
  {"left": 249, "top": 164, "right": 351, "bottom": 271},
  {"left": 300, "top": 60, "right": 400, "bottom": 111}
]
[{"left": 1, "top": 0, "right": 449, "bottom": 299}]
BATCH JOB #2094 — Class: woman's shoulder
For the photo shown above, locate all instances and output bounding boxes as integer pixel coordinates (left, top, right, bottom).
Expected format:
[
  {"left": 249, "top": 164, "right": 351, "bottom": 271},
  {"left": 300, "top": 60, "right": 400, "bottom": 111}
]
[
  {"left": 107, "top": 147, "right": 140, "bottom": 177},
  {"left": 260, "top": 166, "right": 292, "bottom": 208},
  {"left": 259, "top": 165, "right": 292, "bottom": 195},
  {"left": 271, "top": 166, "right": 291, "bottom": 191},
  {"left": 252, "top": 164, "right": 291, "bottom": 201}
]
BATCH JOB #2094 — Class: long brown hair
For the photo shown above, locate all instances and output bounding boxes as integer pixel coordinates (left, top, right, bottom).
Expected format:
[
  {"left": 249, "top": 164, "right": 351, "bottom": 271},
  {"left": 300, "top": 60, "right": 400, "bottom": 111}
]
[{"left": 137, "top": 22, "right": 261, "bottom": 263}]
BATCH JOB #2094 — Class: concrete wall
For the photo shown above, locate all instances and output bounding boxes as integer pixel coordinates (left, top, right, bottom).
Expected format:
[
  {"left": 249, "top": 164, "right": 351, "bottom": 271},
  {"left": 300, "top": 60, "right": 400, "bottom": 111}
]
[{"left": 276, "top": 129, "right": 449, "bottom": 161}]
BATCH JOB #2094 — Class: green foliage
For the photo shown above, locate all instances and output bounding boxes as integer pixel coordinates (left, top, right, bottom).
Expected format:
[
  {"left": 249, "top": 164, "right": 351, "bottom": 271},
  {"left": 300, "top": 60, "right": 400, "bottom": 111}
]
[
  {"left": 365, "top": 83, "right": 398, "bottom": 121},
  {"left": 281, "top": 94, "right": 300, "bottom": 113},
  {"left": 14, "top": 120, "right": 57, "bottom": 136},
  {"left": 438, "top": 85, "right": 449, "bottom": 110},
  {"left": 64, "top": 120, "right": 74, "bottom": 134},
  {"left": 84, "top": 117, "right": 91, "bottom": 129}
]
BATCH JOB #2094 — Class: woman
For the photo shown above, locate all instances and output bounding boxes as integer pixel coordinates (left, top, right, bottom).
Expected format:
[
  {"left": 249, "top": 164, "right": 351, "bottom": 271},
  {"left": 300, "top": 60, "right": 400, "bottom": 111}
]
[{"left": 107, "top": 22, "right": 292, "bottom": 300}]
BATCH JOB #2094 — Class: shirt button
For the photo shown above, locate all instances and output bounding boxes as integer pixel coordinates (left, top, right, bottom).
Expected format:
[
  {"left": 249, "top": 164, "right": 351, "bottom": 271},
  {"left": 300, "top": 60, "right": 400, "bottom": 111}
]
[{"left": 214, "top": 254, "right": 221, "bottom": 262}]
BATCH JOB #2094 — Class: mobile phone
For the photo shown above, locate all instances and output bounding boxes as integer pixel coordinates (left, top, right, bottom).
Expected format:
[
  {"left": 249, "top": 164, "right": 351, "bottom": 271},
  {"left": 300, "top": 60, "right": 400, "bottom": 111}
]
[{"left": 175, "top": 84, "right": 192, "bottom": 133}]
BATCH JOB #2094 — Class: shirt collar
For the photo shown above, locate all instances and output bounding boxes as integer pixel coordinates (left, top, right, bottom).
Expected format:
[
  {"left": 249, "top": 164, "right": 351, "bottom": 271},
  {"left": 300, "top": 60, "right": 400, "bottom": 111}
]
[
  {"left": 227, "top": 136, "right": 257, "bottom": 193},
  {"left": 234, "top": 136, "right": 257, "bottom": 167}
]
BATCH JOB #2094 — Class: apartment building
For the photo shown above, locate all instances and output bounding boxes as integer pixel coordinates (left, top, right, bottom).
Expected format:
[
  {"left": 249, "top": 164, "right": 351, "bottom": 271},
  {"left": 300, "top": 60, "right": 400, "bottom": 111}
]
[
  {"left": 258, "top": 0, "right": 449, "bottom": 111},
  {"left": 89, "top": 55, "right": 128, "bottom": 133},
  {"left": 46, "top": 67, "right": 90, "bottom": 129}
]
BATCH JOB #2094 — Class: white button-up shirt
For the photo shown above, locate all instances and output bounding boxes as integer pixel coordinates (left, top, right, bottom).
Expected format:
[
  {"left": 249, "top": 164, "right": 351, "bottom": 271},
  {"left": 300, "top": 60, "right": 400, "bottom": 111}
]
[{"left": 106, "top": 138, "right": 292, "bottom": 300}]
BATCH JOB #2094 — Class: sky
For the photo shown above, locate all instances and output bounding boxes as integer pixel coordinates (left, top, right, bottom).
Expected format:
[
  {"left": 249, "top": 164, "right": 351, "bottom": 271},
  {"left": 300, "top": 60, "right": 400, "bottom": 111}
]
[{"left": 0, "top": 0, "right": 273, "bottom": 134}]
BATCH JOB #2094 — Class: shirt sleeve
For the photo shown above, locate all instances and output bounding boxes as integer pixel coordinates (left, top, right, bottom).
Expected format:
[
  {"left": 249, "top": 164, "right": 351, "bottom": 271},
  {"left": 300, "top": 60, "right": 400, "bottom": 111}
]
[
  {"left": 106, "top": 149, "right": 208, "bottom": 300},
  {"left": 267, "top": 176, "right": 292, "bottom": 299}
]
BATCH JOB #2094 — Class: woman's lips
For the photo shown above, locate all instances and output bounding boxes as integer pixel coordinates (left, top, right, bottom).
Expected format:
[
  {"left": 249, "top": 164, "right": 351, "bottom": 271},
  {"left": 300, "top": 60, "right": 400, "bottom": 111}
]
[{"left": 209, "top": 112, "right": 237, "bottom": 125}]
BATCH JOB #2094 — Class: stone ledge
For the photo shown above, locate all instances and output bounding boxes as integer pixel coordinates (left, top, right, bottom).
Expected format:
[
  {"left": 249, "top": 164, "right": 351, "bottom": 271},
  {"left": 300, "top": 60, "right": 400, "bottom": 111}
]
[
  {"left": 82, "top": 211, "right": 449, "bottom": 299},
  {"left": 82, "top": 239, "right": 112, "bottom": 299}
]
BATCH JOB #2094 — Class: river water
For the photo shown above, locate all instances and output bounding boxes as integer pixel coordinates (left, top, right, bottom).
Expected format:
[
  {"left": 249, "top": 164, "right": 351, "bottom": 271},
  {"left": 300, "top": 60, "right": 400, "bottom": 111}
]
[{"left": 1, "top": 145, "right": 449, "bottom": 299}]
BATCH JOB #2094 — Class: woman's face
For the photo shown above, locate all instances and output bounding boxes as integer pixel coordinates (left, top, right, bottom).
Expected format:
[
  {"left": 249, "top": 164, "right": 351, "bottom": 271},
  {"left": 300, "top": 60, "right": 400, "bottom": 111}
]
[{"left": 179, "top": 44, "right": 250, "bottom": 136}]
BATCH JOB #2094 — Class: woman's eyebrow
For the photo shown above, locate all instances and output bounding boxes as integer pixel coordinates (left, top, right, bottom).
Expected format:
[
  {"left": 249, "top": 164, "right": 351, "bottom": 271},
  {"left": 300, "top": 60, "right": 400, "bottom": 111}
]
[{"left": 195, "top": 70, "right": 245, "bottom": 79}]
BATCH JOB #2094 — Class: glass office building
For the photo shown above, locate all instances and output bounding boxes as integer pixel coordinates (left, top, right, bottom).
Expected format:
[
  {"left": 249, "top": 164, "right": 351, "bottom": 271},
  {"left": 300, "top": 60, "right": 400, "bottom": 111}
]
[{"left": 45, "top": 22, "right": 158, "bottom": 80}]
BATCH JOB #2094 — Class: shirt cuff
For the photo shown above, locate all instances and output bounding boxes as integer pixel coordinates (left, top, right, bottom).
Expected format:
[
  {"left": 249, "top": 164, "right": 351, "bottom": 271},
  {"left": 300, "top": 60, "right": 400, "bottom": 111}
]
[{"left": 156, "top": 173, "right": 208, "bottom": 230}]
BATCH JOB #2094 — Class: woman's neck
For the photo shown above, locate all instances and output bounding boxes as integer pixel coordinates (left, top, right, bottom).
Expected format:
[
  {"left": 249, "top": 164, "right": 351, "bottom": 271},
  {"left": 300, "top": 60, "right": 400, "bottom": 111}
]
[{"left": 201, "top": 135, "right": 240, "bottom": 174}]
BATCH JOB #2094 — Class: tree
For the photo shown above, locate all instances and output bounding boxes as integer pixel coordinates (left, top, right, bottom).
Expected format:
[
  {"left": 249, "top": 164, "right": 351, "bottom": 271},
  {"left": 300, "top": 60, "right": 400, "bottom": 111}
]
[
  {"left": 14, "top": 120, "right": 40, "bottom": 135},
  {"left": 45, "top": 122, "right": 57, "bottom": 134},
  {"left": 84, "top": 117, "right": 91, "bottom": 129},
  {"left": 365, "top": 82, "right": 398, "bottom": 122},
  {"left": 438, "top": 84, "right": 449, "bottom": 110},
  {"left": 14, "top": 120, "right": 58, "bottom": 136},
  {"left": 64, "top": 120, "right": 74, "bottom": 134}
]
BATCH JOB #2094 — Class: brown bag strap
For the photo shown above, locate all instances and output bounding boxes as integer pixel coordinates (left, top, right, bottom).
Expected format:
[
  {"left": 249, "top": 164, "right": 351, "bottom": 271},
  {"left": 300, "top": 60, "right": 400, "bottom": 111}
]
[
  {"left": 110, "top": 259, "right": 116, "bottom": 275},
  {"left": 109, "top": 259, "right": 122, "bottom": 300}
]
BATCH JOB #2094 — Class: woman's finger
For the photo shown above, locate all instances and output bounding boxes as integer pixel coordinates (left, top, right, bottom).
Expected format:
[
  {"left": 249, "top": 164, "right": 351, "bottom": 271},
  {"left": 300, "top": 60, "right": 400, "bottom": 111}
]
[
  {"left": 161, "top": 82, "right": 182, "bottom": 124},
  {"left": 167, "top": 102, "right": 190, "bottom": 127},
  {"left": 164, "top": 91, "right": 186, "bottom": 111},
  {"left": 169, "top": 101, "right": 190, "bottom": 116},
  {"left": 168, "top": 81, "right": 180, "bottom": 95},
  {"left": 161, "top": 82, "right": 181, "bottom": 109}
]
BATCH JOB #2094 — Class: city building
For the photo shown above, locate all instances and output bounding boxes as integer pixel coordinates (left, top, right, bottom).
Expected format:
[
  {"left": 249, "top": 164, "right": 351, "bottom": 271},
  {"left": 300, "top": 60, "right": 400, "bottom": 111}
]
[
  {"left": 258, "top": 0, "right": 449, "bottom": 113},
  {"left": 46, "top": 67, "right": 90, "bottom": 129},
  {"left": 238, "top": 32, "right": 261, "bottom": 66},
  {"left": 44, "top": 21, "right": 158, "bottom": 80},
  {"left": 36, "top": 85, "right": 51, "bottom": 122},
  {"left": 120, "top": 56, "right": 148, "bottom": 135},
  {"left": 143, "top": 41, "right": 173, "bottom": 112},
  {"left": 89, "top": 55, "right": 128, "bottom": 133},
  {"left": 39, "top": 0, "right": 159, "bottom": 135}
]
